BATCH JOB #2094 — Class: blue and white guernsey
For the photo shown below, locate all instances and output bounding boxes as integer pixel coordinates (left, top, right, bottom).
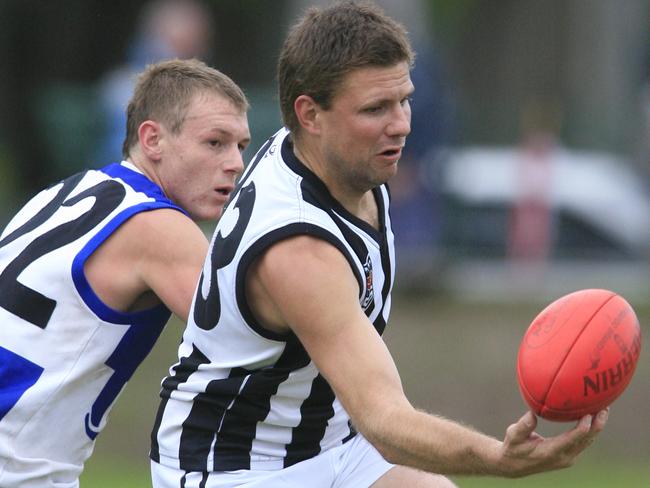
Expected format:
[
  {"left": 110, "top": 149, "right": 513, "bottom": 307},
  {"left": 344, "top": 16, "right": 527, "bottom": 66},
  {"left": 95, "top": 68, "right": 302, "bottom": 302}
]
[
  {"left": 0, "top": 162, "right": 185, "bottom": 488},
  {"left": 151, "top": 128, "right": 395, "bottom": 472}
]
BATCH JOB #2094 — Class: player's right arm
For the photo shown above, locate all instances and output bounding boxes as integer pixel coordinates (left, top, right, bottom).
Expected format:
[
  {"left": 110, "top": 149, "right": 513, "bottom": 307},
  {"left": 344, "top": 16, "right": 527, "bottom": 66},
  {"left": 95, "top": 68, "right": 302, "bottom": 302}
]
[{"left": 246, "top": 234, "right": 608, "bottom": 478}]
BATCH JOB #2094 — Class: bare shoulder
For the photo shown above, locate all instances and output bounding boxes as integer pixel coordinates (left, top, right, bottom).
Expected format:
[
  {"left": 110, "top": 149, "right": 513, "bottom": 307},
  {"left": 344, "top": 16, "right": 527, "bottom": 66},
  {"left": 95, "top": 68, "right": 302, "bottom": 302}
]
[
  {"left": 261, "top": 234, "right": 349, "bottom": 270},
  {"left": 85, "top": 208, "right": 210, "bottom": 317},
  {"left": 125, "top": 208, "right": 205, "bottom": 239},
  {"left": 247, "top": 234, "right": 356, "bottom": 334},
  {"left": 252, "top": 234, "right": 360, "bottom": 325},
  {"left": 90, "top": 207, "right": 209, "bottom": 286},
  {"left": 120, "top": 208, "right": 209, "bottom": 257},
  {"left": 255, "top": 234, "right": 356, "bottom": 297}
]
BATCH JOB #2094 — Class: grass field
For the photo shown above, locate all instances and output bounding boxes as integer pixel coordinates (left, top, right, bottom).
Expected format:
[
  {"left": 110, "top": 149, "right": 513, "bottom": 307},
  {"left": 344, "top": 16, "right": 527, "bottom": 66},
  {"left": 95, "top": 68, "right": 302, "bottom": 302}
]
[
  {"left": 81, "top": 460, "right": 650, "bottom": 487},
  {"left": 80, "top": 292, "right": 650, "bottom": 487},
  {"left": 455, "top": 462, "right": 650, "bottom": 487}
]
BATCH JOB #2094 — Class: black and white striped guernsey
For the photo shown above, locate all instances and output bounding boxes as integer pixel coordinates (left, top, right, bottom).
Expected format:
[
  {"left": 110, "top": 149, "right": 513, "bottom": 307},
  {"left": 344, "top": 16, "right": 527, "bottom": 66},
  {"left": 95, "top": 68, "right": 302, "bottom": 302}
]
[{"left": 150, "top": 127, "right": 395, "bottom": 472}]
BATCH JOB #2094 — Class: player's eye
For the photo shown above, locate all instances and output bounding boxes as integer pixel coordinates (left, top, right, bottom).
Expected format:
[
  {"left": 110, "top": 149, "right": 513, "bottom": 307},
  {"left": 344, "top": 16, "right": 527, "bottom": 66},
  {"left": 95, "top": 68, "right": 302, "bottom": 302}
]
[{"left": 363, "top": 105, "right": 384, "bottom": 114}]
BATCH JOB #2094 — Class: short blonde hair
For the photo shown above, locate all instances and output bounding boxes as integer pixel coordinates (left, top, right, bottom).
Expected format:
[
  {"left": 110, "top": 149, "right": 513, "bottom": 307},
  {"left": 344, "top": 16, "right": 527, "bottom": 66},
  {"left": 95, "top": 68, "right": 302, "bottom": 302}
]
[{"left": 123, "top": 58, "right": 248, "bottom": 157}]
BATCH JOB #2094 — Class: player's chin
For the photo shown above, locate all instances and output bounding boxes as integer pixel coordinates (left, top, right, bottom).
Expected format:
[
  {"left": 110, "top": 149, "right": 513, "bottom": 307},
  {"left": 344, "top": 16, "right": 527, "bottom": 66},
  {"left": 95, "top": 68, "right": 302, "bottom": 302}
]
[
  {"left": 190, "top": 203, "right": 225, "bottom": 223},
  {"left": 375, "top": 164, "right": 398, "bottom": 185},
  {"left": 211, "top": 205, "right": 226, "bottom": 221}
]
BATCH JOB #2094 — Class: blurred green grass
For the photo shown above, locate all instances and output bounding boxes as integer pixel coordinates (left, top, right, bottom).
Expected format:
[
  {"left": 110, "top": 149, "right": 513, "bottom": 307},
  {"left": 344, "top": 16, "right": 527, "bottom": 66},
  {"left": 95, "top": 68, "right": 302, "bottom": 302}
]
[
  {"left": 81, "top": 460, "right": 149, "bottom": 488},
  {"left": 80, "top": 293, "right": 650, "bottom": 487},
  {"left": 81, "top": 460, "right": 650, "bottom": 487},
  {"left": 455, "top": 462, "right": 650, "bottom": 487}
]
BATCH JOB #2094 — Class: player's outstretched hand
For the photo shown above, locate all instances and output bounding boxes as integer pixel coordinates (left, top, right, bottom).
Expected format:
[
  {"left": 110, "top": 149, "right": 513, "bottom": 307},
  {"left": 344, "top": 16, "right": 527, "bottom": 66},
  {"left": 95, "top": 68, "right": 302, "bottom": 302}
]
[{"left": 497, "top": 409, "right": 608, "bottom": 478}]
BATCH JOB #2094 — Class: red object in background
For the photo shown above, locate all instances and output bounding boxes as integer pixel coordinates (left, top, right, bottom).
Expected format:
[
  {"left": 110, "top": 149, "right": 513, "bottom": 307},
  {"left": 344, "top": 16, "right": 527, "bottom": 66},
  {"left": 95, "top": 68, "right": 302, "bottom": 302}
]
[{"left": 508, "top": 132, "right": 555, "bottom": 263}]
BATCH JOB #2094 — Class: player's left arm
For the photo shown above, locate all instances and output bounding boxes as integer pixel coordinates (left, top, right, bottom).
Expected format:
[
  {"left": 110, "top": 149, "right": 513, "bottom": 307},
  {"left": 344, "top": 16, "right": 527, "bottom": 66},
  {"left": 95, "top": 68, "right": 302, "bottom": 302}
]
[
  {"left": 251, "top": 234, "right": 499, "bottom": 473},
  {"left": 250, "top": 234, "right": 607, "bottom": 477}
]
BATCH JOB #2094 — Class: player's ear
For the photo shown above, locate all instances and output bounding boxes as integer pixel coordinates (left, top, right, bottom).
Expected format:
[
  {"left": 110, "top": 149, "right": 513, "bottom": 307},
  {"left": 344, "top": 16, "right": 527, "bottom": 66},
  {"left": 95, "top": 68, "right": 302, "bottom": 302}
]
[
  {"left": 138, "top": 120, "right": 163, "bottom": 161},
  {"left": 294, "top": 95, "right": 322, "bottom": 136}
]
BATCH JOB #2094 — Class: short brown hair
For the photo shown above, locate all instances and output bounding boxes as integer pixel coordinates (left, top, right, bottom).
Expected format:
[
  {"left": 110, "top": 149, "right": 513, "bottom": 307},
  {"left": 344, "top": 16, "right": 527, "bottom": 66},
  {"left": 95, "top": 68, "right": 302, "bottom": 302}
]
[
  {"left": 122, "top": 58, "right": 248, "bottom": 158},
  {"left": 278, "top": 1, "right": 414, "bottom": 137}
]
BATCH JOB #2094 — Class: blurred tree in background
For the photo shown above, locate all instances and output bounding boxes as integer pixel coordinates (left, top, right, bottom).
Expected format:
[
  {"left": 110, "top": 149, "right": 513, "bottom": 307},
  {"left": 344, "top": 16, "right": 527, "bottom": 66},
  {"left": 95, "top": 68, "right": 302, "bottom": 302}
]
[
  {"left": 0, "top": 0, "right": 290, "bottom": 223},
  {"left": 1, "top": 0, "right": 650, "bottom": 252}
]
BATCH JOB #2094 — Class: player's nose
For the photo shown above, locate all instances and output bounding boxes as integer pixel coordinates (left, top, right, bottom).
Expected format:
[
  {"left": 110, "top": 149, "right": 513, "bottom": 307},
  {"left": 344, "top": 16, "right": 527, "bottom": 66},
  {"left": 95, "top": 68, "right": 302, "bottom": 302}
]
[
  {"left": 387, "top": 104, "right": 411, "bottom": 138},
  {"left": 224, "top": 146, "right": 245, "bottom": 176}
]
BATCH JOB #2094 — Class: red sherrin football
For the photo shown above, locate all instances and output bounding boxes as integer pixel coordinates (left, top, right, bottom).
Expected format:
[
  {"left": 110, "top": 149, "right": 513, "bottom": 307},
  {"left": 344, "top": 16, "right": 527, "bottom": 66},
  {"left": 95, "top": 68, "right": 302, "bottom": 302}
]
[{"left": 517, "top": 289, "right": 641, "bottom": 421}]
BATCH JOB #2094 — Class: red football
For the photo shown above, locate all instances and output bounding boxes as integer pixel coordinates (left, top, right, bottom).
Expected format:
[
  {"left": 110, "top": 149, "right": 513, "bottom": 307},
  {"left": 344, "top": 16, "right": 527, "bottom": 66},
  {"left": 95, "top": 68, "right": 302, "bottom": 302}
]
[{"left": 517, "top": 289, "right": 642, "bottom": 421}]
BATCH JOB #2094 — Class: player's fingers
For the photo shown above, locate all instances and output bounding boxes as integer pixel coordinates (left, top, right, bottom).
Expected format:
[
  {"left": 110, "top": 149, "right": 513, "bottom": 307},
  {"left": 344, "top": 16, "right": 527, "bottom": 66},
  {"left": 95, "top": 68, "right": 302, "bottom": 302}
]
[
  {"left": 560, "top": 410, "right": 607, "bottom": 456},
  {"left": 576, "top": 413, "right": 594, "bottom": 434},
  {"left": 576, "top": 409, "right": 608, "bottom": 439},
  {"left": 590, "top": 408, "right": 609, "bottom": 432},
  {"left": 572, "top": 415, "right": 596, "bottom": 449},
  {"left": 573, "top": 409, "right": 608, "bottom": 451},
  {"left": 544, "top": 414, "right": 590, "bottom": 450},
  {"left": 506, "top": 411, "right": 538, "bottom": 444}
]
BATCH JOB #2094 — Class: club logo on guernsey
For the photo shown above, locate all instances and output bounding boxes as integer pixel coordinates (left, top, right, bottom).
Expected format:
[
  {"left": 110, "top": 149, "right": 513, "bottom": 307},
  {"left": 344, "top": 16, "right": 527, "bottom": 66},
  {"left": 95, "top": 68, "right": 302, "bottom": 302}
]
[{"left": 361, "top": 255, "right": 374, "bottom": 310}]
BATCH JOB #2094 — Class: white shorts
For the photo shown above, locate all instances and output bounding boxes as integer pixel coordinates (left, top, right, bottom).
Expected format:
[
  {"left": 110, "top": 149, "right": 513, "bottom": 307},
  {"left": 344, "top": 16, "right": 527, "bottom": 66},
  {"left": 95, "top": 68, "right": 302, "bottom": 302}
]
[{"left": 151, "top": 434, "right": 394, "bottom": 488}]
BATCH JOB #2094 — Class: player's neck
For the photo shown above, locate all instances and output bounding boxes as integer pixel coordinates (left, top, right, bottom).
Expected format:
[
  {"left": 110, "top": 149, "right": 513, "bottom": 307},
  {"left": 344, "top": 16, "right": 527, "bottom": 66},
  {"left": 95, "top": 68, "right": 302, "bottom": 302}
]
[
  {"left": 293, "top": 142, "right": 378, "bottom": 229},
  {"left": 126, "top": 154, "right": 163, "bottom": 190}
]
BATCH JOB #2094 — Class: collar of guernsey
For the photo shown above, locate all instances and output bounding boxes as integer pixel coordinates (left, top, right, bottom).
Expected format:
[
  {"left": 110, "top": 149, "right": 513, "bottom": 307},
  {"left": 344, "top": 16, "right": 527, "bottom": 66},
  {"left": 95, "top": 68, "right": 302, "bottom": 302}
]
[{"left": 98, "top": 160, "right": 188, "bottom": 216}]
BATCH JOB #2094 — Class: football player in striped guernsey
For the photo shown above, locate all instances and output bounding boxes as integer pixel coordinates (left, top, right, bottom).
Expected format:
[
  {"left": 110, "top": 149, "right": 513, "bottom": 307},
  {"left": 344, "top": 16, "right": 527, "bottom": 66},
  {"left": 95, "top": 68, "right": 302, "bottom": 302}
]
[
  {"left": 0, "top": 58, "right": 250, "bottom": 488},
  {"left": 150, "top": 3, "right": 607, "bottom": 487}
]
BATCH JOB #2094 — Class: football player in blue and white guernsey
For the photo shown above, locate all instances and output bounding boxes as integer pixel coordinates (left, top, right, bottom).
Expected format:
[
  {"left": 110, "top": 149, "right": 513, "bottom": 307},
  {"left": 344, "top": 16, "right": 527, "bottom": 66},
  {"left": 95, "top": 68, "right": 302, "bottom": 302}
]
[
  {"left": 150, "top": 3, "right": 608, "bottom": 488},
  {"left": 0, "top": 58, "right": 250, "bottom": 488}
]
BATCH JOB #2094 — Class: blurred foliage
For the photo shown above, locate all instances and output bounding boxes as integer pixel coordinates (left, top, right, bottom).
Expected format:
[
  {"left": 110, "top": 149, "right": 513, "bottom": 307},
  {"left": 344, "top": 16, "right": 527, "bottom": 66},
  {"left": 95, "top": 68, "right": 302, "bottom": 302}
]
[
  {"left": 0, "top": 142, "right": 20, "bottom": 225},
  {"left": 428, "top": 0, "right": 480, "bottom": 42},
  {"left": 32, "top": 83, "right": 105, "bottom": 175}
]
